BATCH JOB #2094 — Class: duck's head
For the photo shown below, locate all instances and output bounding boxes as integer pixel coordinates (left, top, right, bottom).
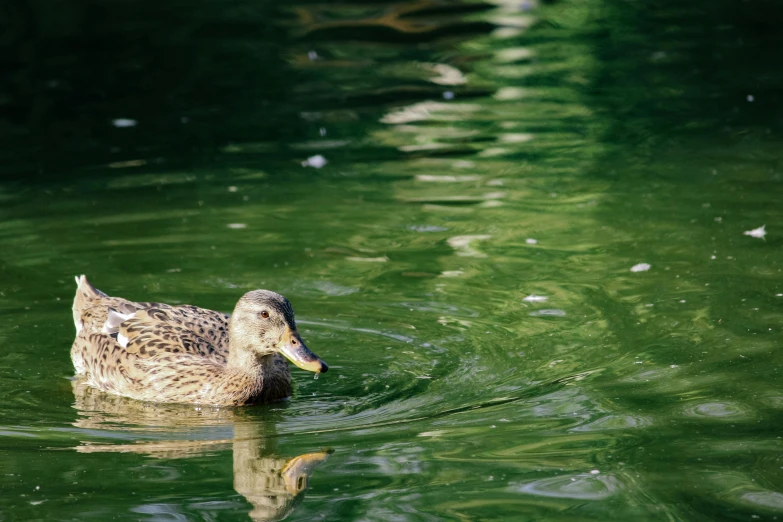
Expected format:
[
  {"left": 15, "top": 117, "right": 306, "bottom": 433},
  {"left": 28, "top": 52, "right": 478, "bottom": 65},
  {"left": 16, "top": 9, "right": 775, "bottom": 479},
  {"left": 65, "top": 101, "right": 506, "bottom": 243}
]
[{"left": 230, "top": 290, "right": 328, "bottom": 374}]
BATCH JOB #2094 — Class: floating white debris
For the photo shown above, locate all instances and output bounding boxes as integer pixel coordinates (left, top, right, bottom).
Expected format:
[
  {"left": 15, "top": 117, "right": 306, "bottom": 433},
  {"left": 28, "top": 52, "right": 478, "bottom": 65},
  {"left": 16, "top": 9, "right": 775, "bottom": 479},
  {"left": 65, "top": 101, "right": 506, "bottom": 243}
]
[
  {"left": 443, "top": 91, "right": 455, "bottom": 100},
  {"left": 112, "top": 118, "right": 137, "bottom": 128},
  {"left": 523, "top": 295, "right": 548, "bottom": 303},
  {"left": 747, "top": 95, "right": 755, "bottom": 102},
  {"left": 227, "top": 186, "right": 238, "bottom": 192},
  {"left": 308, "top": 50, "right": 319, "bottom": 61},
  {"left": 590, "top": 470, "right": 600, "bottom": 475},
  {"left": 630, "top": 263, "right": 651, "bottom": 272},
  {"left": 744, "top": 225, "right": 766, "bottom": 239},
  {"left": 302, "top": 154, "right": 327, "bottom": 168},
  {"left": 526, "top": 238, "right": 538, "bottom": 245},
  {"left": 226, "top": 223, "right": 247, "bottom": 229}
]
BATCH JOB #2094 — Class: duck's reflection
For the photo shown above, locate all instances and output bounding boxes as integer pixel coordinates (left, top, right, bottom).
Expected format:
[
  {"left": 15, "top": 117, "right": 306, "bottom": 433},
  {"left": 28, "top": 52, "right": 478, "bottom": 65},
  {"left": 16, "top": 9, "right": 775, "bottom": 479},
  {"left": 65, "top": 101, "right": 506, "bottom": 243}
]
[{"left": 71, "top": 381, "right": 329, "bottom": 521}]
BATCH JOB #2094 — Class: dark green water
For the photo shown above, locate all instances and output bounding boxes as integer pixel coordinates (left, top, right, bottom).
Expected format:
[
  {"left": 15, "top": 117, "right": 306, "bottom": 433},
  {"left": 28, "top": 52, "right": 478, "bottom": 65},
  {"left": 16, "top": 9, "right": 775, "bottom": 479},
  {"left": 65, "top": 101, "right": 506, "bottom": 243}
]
[{"left": 2, "top": 0, "right": 783, "bottom": 520}]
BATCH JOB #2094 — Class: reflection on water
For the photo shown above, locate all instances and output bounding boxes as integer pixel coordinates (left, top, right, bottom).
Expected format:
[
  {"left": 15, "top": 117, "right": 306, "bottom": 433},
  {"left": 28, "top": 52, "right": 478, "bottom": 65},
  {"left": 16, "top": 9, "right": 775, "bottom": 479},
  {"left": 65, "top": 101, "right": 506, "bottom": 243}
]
[{"left": 72, "top": 383, "right": 329, "bottom": 521}]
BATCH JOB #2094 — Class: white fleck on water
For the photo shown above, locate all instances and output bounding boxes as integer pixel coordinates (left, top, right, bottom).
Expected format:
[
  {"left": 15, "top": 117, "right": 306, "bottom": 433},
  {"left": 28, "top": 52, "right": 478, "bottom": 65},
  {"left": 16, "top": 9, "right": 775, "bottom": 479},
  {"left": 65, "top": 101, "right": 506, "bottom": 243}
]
[
  {"left": 523, "top": 294, "right": 548, "bottom": 303},
  {"left": 226, "top": 223, "right": 247, "bottom": 229},
  {"left": 744, "top": 225, "right": 766, "bottom": 239},
  {"left": 302, "top": 154, "right": 328, "bottom": 168},
  {"left": 112, "top": 118, "right": 137, "bottom": 128},
  {"left": 526, "top": 238, "right": 538, "bottom": 244},
  {"left": 630, "top": 263, "right": 651, "bottom": 272},
  {"left": 314, "top": 373, "right": 319, "bottom": 380},
  {"left": 443, "top": 91, "right": 455, "bottom": 100}
]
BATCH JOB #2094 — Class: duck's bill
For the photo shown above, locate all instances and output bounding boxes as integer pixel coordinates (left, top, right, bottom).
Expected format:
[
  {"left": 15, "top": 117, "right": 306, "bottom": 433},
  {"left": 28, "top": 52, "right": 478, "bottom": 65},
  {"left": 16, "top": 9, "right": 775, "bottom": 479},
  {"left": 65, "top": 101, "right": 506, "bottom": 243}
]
[{"left": 278, "top": 327, "right": 328, "bottom": 373}]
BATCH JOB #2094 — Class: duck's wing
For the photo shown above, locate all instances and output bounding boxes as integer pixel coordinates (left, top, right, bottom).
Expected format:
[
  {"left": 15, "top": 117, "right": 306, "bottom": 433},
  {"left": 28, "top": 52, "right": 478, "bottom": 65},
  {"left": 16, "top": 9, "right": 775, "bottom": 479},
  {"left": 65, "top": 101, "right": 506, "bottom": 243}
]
[
  {"left": 72, "top": 331, "right": 241, "bottom": 404},
  {"left": 111, "top": 305, "right": 229, "bottom": 363}
]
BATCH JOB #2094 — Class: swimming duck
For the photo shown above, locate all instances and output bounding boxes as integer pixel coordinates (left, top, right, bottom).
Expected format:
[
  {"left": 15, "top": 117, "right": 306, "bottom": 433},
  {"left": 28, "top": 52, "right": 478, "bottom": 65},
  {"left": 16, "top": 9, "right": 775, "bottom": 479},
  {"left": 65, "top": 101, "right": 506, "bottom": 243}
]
[{"left": 70, "top": 275, "right": 327, "bottom": 406}]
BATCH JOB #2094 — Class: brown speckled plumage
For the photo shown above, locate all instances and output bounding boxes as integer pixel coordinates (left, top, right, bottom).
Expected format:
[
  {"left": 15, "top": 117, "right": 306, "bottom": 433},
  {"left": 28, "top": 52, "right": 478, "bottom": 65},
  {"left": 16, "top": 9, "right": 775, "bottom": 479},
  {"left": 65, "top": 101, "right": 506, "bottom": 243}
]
[{"left": 70, "top": 275, "right": 327, "bottom": 406}]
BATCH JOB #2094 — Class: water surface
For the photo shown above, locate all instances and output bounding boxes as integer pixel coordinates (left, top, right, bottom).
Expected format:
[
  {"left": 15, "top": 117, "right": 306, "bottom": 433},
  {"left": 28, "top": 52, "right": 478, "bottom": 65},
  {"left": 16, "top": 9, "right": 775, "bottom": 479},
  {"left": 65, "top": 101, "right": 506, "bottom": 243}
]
[{"left": 2, "top": 0, "right": 783, "bottom": 520}]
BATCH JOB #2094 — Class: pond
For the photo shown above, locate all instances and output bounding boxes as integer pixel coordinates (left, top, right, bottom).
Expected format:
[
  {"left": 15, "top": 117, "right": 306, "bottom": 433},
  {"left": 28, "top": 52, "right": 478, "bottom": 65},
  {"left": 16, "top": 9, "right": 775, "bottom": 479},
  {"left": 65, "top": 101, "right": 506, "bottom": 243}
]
[{"left": 2, "top": 0, "right": 783, "bottom": 520}]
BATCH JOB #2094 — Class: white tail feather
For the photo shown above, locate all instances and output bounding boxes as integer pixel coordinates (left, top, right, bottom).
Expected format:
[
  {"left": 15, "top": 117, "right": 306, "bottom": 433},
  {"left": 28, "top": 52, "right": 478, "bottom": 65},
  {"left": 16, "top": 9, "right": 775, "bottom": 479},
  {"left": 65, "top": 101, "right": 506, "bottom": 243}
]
[{"left": 102, "top": 308, "right": 136, "bottom": 335}]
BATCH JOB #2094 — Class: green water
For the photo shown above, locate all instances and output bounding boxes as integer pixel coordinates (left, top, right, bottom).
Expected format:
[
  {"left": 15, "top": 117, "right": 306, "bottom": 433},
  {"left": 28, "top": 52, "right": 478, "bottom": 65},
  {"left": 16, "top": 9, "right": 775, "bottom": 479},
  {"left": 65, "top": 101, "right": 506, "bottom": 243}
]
[{"left": 2, "top": 0, "right": 783, "bottom": 520}]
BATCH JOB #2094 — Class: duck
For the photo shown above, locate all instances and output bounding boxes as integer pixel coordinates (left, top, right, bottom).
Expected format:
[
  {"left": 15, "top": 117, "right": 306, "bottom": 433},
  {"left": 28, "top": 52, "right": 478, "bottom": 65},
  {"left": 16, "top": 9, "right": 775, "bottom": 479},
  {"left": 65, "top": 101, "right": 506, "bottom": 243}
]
[{"left": 70, "top": 275, "right": 328, "bottom": 406}]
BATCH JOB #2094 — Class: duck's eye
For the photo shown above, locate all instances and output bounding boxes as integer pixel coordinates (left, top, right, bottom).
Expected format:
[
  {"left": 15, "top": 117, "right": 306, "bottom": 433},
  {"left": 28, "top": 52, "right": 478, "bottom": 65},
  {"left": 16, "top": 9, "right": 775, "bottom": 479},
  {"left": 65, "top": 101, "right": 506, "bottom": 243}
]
[{"left": 260, "top": 310, "right": 269, "bottom": 319}]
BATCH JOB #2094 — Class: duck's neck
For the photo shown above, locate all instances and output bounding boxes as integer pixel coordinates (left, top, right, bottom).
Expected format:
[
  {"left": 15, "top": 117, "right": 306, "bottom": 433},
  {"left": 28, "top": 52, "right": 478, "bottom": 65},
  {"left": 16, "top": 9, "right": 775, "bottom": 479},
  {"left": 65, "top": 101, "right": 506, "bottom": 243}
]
[{"left": 226, "top": 318, "right": 275, "bottom": 373}]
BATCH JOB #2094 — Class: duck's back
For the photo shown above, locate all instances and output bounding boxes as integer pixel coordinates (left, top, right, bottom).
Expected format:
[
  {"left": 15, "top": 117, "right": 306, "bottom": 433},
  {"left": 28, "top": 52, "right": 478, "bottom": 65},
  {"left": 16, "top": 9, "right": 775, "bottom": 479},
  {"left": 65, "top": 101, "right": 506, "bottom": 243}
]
[{"left": 70, "top": 276, "right": 286, "bottom": 405}]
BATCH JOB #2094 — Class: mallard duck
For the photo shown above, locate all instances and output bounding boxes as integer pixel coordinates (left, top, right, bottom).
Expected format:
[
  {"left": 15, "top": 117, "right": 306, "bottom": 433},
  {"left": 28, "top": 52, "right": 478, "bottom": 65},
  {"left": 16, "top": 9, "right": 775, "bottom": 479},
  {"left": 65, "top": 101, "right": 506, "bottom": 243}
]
[{"left": 70, "top": 275, "right": 327, "bottom": 406}]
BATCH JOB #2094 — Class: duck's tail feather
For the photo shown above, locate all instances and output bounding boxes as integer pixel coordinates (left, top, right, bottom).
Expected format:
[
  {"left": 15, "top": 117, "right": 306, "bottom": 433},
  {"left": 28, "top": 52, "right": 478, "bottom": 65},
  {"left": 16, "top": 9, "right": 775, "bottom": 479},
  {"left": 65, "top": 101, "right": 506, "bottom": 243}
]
[
  {"left": 102, "top": 308, "right": 135, "bottom": 334},
  {"left": 74, "top": 275, "right": 107, "bottom": 298},
  {"left": 102, "top": 308, "right": 135, "bottom": 347},
  {"left": 73, "top": 275, "right": 108, "bottom": 334}
]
